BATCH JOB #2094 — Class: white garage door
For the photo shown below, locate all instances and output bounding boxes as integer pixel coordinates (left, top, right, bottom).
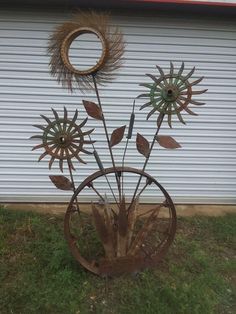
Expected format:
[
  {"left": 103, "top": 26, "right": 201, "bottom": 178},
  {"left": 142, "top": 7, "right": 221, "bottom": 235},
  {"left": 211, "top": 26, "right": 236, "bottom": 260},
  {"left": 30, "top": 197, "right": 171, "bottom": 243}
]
[{"left": 0, "top": 9, "right": 235, "bottom": 204}]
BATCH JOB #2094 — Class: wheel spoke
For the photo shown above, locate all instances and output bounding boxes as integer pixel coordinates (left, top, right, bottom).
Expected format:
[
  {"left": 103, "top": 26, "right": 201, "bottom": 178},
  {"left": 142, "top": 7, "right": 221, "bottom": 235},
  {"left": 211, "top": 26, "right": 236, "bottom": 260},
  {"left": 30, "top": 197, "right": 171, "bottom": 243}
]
[{"left": 64, "top": 168, "right": 176, "bottom": 276}]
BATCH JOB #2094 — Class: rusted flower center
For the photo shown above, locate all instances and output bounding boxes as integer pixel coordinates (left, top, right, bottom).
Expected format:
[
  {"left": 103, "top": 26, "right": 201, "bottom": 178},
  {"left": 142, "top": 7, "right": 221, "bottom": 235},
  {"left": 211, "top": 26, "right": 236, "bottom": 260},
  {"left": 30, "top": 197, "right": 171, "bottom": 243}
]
[
  {"left": 161, "top": 86, "right": 179, "bottom": 102},
  {"left": 55, "top": 133, "right": 72, "bottom": 148}
]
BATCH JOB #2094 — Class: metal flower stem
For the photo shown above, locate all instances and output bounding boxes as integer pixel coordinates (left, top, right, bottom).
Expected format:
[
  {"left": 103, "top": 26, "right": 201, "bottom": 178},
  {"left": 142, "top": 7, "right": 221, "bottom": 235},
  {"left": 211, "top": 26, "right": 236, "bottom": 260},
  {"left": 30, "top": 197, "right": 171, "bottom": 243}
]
[
  {"left": 121, "top": 100, "right": 136, "bottom": 195},
  {"left": 66, "top": 159, "right": 82, "bottom": 219},
  {"left": 88, "top": 134, "right": 119, "bottom": 207},
  {"left": 92, "top": 75, "right": 122, "bottom": 203},
  {"left": 129, "top": 112, "right": 165, "bottom": 209}
]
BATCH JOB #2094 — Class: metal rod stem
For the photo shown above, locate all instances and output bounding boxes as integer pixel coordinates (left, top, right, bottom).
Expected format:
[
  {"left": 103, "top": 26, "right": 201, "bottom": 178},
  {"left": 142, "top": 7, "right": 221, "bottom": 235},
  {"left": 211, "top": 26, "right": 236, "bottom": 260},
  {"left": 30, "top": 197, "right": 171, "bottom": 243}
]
[
  {"left": 121, "top": 100, "right": 136, "bottom": 196},
  {"left": 88, "top": 183, "right": 105, "bottom": 203},
  {"left": 129, "top": 112, "right": 165, "bottom": 209},
  {"left": 92, "top": 75, "right": 121, "bottom": 203},
  {"left": 89, "top": 134, "right": 119, "bottom": 207},
  {"left": 67, "top": 159, "right": 82, "bottom": 221},
  {"left": 121, "top": 139, "right": 129, "bottom": 195}
]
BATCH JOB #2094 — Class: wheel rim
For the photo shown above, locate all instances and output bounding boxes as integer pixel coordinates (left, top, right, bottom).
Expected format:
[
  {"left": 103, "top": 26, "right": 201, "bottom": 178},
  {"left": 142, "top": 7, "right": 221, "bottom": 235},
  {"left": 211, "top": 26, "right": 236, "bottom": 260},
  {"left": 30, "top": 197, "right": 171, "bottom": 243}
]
[{"left": 64, "top": 167, "right": 177, "bottom": 276}]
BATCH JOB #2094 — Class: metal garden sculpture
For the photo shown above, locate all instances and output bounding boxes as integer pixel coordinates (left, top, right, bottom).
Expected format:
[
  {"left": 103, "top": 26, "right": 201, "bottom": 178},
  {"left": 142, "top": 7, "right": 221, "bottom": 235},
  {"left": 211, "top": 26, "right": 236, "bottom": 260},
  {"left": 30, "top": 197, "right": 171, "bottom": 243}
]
[{"left": 31, "top": 11, "right": 207, "bottom": 276}]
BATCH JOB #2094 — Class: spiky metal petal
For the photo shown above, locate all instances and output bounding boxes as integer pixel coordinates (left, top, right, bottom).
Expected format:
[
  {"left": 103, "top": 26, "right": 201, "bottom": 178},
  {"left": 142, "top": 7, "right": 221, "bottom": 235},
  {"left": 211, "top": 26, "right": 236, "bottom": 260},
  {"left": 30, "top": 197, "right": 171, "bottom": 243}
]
[
  {"left": 138, "top": 62, "right": 207, "bottom": 127},
  {"left": 31, "top": 108, "right": 95, "bottom": 172},
  {"left": 48, "top": 11, "right": 125, "bottom": 92}
]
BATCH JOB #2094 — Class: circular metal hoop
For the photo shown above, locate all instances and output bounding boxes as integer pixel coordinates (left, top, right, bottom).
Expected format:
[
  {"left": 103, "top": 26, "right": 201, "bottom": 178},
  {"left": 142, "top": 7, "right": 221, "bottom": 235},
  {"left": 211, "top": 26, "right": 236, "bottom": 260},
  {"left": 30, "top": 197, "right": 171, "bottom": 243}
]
[
  {"left": 64, "top": 167, "right": 177, "bottom": 276},
  {"left": 60, "top": 27, "right": 107, "bottom": 76}
]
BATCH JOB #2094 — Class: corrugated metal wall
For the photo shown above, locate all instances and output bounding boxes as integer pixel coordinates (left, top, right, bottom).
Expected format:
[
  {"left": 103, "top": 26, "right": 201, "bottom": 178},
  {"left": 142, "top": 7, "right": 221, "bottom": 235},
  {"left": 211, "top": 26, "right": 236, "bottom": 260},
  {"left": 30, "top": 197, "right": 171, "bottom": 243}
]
[{"left": 0, "top": 9, "right": 236, "bottom": 204}]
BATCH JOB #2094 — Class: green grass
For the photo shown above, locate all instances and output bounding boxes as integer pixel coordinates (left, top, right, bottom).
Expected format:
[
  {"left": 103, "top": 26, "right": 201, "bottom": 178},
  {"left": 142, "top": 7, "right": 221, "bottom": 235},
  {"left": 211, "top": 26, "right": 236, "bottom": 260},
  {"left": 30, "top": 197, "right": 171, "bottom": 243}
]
[{"left": 0, "top": 206, "right": 235, "bottom": 314}]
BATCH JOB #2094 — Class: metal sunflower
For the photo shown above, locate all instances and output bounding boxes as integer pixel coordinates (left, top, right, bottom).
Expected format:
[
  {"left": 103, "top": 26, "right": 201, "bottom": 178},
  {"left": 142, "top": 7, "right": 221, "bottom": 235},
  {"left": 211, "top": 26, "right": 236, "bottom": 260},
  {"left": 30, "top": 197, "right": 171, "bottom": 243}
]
[
  {"left": 48, "top": 11, "right": 125, "bottom": 92},
  {"left": 31, "top": 107, "right": 95, "bottom": 172},
  {"left": 138, "top": 62, "right": 207, "bottom": 128}
]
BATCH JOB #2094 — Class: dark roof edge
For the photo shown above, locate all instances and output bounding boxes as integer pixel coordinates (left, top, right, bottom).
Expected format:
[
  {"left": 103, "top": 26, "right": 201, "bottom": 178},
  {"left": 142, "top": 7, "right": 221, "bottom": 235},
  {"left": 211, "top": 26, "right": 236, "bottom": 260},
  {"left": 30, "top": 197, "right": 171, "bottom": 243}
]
[{"left": 0, "top": 0, "right": 236, "bottom": 17}]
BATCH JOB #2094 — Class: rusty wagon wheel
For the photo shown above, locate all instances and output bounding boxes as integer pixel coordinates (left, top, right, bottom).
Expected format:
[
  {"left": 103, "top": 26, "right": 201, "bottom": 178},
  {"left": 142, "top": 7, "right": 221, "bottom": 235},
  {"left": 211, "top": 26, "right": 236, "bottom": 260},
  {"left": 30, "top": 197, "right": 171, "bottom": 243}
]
[{"left": 64, "top": 167, "right": 177, "bottom": 276}]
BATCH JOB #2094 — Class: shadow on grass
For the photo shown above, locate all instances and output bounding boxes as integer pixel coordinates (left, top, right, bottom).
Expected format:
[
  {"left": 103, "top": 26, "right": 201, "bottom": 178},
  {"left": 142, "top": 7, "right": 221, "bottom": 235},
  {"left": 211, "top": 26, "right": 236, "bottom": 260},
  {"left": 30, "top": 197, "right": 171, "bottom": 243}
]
[{"left": 0, "top": 206, "right": 235, "bottom": 314}]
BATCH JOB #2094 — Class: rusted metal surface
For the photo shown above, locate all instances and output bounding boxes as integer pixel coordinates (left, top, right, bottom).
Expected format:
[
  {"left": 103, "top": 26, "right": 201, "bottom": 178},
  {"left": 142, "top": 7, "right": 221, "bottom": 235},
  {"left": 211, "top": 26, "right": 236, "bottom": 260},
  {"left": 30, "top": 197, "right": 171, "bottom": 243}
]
[
  {"left": 156, "top": 135, "right": 181, "bottom": 149},
  {"left": 64, "top": 167, "right": 177, "bottom": 276},
  {"left": 136, "top": 133, "right": 150, "bottom": 158},
  {"left": 31, "top": 107, "right": 95, "bottom": 172},
  {"left": 138, "top": 62, "right": 207, "bottom": 128},
  {"left": 49, "top": 175, "right": 73, "bottom": 191},
  {"left": 48, "top": 11, "right": 125, "bottom": 92},
  {"left": 110, "top": 125, "right": 126, "bottom": 147},
  {"left": 83, "top": 100, "right": 103, "bottom": 121},
  {"left": 31, "top": 11, "right": 206, "bottom": 277}
]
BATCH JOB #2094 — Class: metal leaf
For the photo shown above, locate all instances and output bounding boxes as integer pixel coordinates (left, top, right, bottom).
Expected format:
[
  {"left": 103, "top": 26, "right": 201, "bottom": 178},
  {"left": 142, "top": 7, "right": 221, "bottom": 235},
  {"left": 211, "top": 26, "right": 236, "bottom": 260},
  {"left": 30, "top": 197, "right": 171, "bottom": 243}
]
[
  {"left": 110, "top": 125, "right": 126, "bottom": 147},
  {"left": 156, "top": 135, "right": 181, "bottom": 149},
  {"left": 92, "top": 203, "right": 108, "bottom": 244},
  {"left": 118, "top": 196, "right": 128, "bottom": 237},
  {"left": 136, "top": 133, "right": 150, "bottom": 158},
  {"left": 49, "top": 175, "right": 73, "bottom": 190},
  {"left": 117, "top": 196, "right": 128, "bottom": 257},
  {"left": 83, "top": 100, "right": 103, "bottom": 120}
]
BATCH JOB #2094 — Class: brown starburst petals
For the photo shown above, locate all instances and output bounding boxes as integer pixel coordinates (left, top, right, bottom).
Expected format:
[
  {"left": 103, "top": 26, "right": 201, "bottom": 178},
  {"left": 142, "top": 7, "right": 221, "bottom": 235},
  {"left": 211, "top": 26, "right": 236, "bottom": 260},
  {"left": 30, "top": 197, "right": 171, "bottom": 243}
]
[{"left": 48, "top": 11, "right": 125, "bottom": 92}]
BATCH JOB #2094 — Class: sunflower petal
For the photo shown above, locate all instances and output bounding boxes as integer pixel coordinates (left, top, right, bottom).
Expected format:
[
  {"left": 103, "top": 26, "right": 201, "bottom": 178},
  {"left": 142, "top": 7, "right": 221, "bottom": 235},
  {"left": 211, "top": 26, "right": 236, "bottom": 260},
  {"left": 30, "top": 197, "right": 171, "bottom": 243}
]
[
  {"left": 77, "top": 117, "right": 88, "bottom": 129},
  {"left": 140, "top": 83, "right": 153, "bottom": 89},
  {"left": 71, "top": 109, "right": 78, "bottom": 124},
  {"left": 32, "top": 124, "right": 44, "bottom": 131},
  {"left": 38, "top": 151, "right": 48, "bottom": 161},
  {"left": 79, "top": 147, "right": 93, "bottom": 155},
  {"left": 178, "top": 62, "right": 185, "bottom": 77},
  {"left": 183, "top": 66, "right": 195, "bottom": 82},
  {"left": 189, "top": 76, "right": 204, "bottom": 87},
  {"left": 169, "top": 62, "right": 174, "bottom": 84},
  {"left": 51, "top": 108, "right": 59, "bottom": 120},
  {"left": 82, "top": 128, "right": 95, "bottom": 136},
  {"left": 191, "top": 89, "right": 208, "bottom": 95},
  {"left": 167, "top": 114, "right": 172, "bottom": 128},
  {"left": 32, "top": 143, "right": 46, "bottom": 151},
  {"left": 30, "top": 135, "right": 44, "bottom": 140},
  {"left": 81, "top": 140, "right": 96, "bottom": 145},
  {"left": 184, "top": 107, "right": 198, "bottom": 116},
  {"left": 189, "top": 99, "right": 205, "bottom": 106},
  {"left": 174, "top": 61, "right": 185, "bottom": 85},
  {"left": 173, "top": 103, "right": 186, "bottom": 125},
  {"left": 49, "top": 156, "right": 56, "bottom": 169},
  {"left": 59, "top": 159, "right": 64, "bottom": 172},
  {"left": 63, "top": 107, "right": 68, "bottom": 132},
  {"left": 147, "top": 107, "right": 157, "bottom": 120},
  {"left": 40, "top": 114, "right": 51, "bottom": 125},
  {"left": 156, "top": 64, "right": 165, "bottom": 77},
  {"left": 146, "top": 73, "right": 162, "bottom": 84},
  {"left": 137, "top": 93, "right": 151, "bottom": 99},
  {"left": 140, "top": 101, "right": 152, "bottom": 110},
  {"left": 75, "top": 154, "right": 87, "bottom": 164},
  {"left": 64, "top": 106, "right": 68, "bottom": 120}
]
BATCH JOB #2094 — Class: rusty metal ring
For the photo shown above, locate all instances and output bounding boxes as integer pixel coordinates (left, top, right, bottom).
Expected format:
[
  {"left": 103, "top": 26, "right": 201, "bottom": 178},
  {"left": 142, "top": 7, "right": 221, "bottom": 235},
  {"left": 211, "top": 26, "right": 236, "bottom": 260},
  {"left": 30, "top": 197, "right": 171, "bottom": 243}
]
[
  {"left": 60, "top": 27, "right": 108, "bottom": 76},
  {"left": 64, "top": 167, "right": 177, "bottom": 276}
]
